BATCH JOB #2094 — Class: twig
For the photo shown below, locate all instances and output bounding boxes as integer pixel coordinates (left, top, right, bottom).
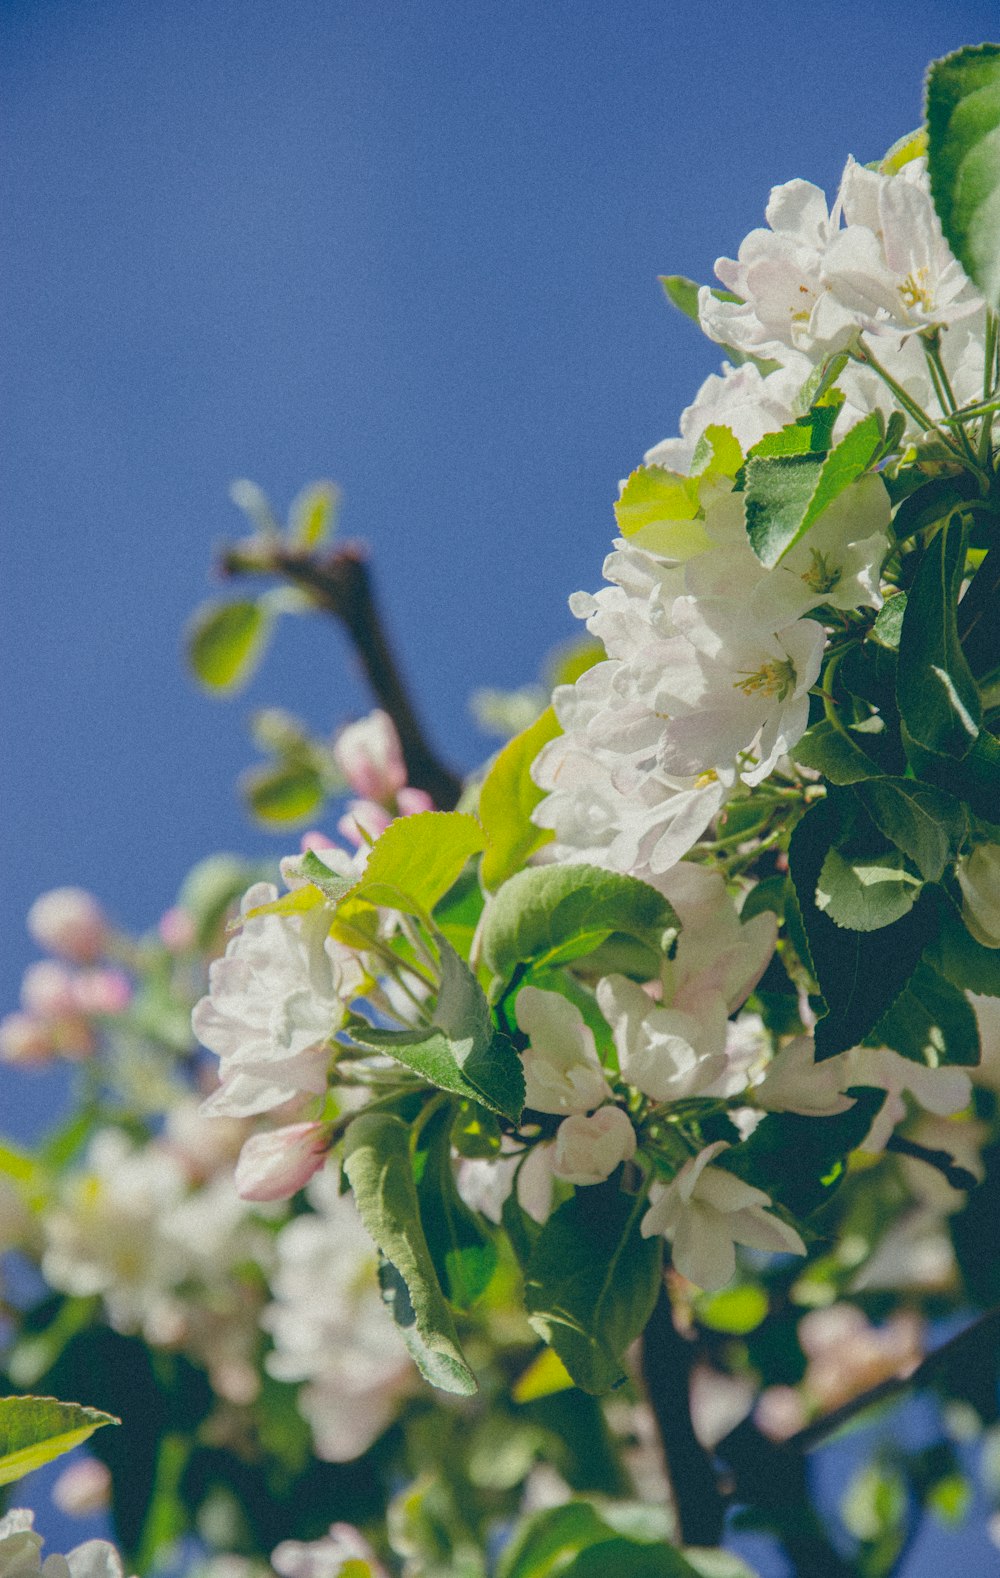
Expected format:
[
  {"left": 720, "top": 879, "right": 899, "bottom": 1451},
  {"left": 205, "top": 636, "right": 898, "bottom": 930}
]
[
  {"left": 640, "top": 1281, "right": 726, "bottom": 1547},
  {"left": 885, "top": 1133, "right": 979, "bottom": 1193},
  {"left": 219, "top": 540, "right": 463, "bottom": 808}
]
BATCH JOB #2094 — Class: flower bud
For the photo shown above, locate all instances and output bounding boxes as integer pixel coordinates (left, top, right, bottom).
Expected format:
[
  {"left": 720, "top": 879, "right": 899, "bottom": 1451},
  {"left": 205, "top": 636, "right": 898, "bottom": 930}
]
[
  {"left": 333, "top": 710, "right": 407, "bottom": 803},
  {"left": 0, "top": 1012, "right": 55, "bottom": 1065},
  {"left": 234, "top": 1121, "right": 333, "bottom": 1201},
  {"left": 27, "top": 888, "right": 108, "bottom": 963},
  {"left": 397, "top": 787, "right": 434, "bottom": 816},
  {"left": 551, "top": 1105, "right": 636, "bottom": 1186},
  {"left": 71, "top": 968, "right": 132, "bottom": 1017},
  {"left": 51, "top": 1458, "right": 112, "bottom": 1517},
  {"left": 338, "top": 800, "right": 392, "bottom": 847},
  {"left": 20, "top": 961, "right": 79, "bottom": 1018},
  {"left": 158, "top": 906, "right": 196, "bottom": 952},
  {"left": 957, "top": 844, "right": 1000, "bottom": 948}
]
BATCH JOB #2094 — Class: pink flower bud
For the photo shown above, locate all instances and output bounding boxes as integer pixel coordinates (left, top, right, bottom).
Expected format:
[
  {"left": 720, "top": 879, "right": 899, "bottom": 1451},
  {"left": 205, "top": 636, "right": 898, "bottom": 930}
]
[
  {"left": 552, "top": 1105, "right": 637, "bottom": 1186},
  {"left": 397, "top": 787, "right": 434, "bottom": 816},
  {"left": 333, "top": 710, "right": 407, "bottom": 803},
  {"left": 51, "top": 1457, "right": 112, "bottom": 1517},
  {"left": 27, "top": 888, "right": 108, "bottom": 963},
  {"left": 234, "top": 1122, "right": 333, "bottom": 1201},
  {"left": 0, "top": 1012, "right": 56, "bottom": 1065},
  {"left": 72, "top": 968, "right": 133, "bottom": 1017},
  {"left": 20, "top": 961, "right": 79, "bottom": 1018},
  {"left": 338, "top": 800, "right": 392, "bottom": 847},
  {"left": 300, "top": 830, "right": 337, "bottom": 852},
  {"left": 158, "top": 906, "right": 196, "bottom": 952}
]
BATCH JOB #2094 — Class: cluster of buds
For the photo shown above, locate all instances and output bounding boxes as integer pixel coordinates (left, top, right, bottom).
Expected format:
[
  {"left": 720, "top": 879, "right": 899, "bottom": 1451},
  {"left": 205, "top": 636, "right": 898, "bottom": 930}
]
[{"left": 331, "top": 710, "right": 433, "bottom": 846}]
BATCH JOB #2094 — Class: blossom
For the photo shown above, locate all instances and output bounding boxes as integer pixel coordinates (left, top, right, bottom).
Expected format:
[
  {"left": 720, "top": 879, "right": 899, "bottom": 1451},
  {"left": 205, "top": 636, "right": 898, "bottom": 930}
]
[
  {"left": 595, "top": 974, "right": 728, "bottom": 1102},
  {"left": 515, "top": 986, "right": 612, "bottom": 1115},
  {"left": 643, "top": 360, "right": 805, "bottom": 476},
  {"left": 332, "top": 709, "right": 407, "bottom": 803},
  {"left": 51, "top": 1460, "right": 112, "bottom": 1519},
  {"left": 193, "top": 881, "right": 348, "bottom": 1118},
  {"left": 641, "top": 1141, "right": 805, "bottom": 1289},
  {"left": 551, "top": 1105, "right": 637, "bottom": 1186},
  {"left": 262, "top": 1168, "right": 412, "bottom": 1461},
  {"left": 234, "top": 1122, "right": 333, "bottom": 1202},
  {"left": 272, "top": 1525, "right": 387, "bottom": 1578},
  {"left": 0, "top": 1510, "right": 123, "bottom": 1578},
  {"left": 26, "top": 888, "right": 108, "bottom": 964},
  {"left": 746, "top": 474, "right": 891, "bottom": 628}
]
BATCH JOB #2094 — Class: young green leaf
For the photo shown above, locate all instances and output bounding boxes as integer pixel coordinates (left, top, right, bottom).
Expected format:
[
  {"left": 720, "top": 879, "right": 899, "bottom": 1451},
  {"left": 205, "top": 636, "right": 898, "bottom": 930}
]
[
  {"left": 524, "top": 1175, "right": 662, "bottom": 1394},
  {"left": 897, "top": 513, "right": 981, "bottom": 759},
  {"left": 497, "top": 1501, "right": 626, "bottom": 1578},
  {"left": 744, "top": 413, "right": 884, "bottom": 568},
  {"left": 482, "top": 865, "right": 679, "bottom": 997},
  {"left": 434, "top": 933, "right": 526, "bottom": 1120},
  {"left": 479, "top": 707, "right": 561, "bottom": 891},
  {"left": 287, "top": 480, "right": 339, "bottom": 548},
  {"left": 346, "top": 811, "right": 486, "bottom": 919},
  {"left": 926, "top": 43, "right": 1000, "bottom": 308},
  {"left": 561, "top": 1541, "right": 702, "bottom": 1577},
  {"left": 416, "top": 1106, "right": 497, "bottom": 1310},
  {"left": 788, "top": 794, "right": 937, "bottom": 1059},
  {"left": 853, "top": 777, "right": 967, "bottom": 883},
  {"left": 342, "top": 1112, "right": 477, "bottom": 1395},
  {"left": 613, "top": 466, "right": 708, "bottom": 557},
  {"left": 871, "top": 593, "right": 907, "bottom": 650},
  {"left": 242, "top": 760, "right": 326, "bottom": 824},
  {"left": 0, "top": 1396, "right": 119, "bottom": 1486},
  {"left": 187, "top": 598, "right": 272, "bottom": 692}
]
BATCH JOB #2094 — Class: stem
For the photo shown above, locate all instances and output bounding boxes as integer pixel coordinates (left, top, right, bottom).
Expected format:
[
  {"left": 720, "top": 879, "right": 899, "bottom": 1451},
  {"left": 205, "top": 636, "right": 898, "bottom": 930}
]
[
  {"left": 220, "top": 541, "right": 463, "bottom": 809},
  {"left": 885, "top": 1132, "right": 979, "bottom": 1192},
  {"left": 640, "top": 1281, "right": 726, "bottom": 1547}
]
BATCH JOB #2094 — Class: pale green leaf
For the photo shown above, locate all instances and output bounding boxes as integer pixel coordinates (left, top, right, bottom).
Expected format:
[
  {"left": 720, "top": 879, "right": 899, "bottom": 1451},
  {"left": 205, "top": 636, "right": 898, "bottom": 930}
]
[
  {"left": 479, "top": 707, "right": 561, "bottom": 891},
  {"left": 0, "top": 1396, "right": 119, "bottom": 1487},
  {"left": 288, "top": 481, "right": 340, "bottom": 547},
  {"left": 927, "top": 44, "right": 1000, "bottom": 308},
  {"left": 347, "top": 811, "right": 485, "bottom": 919},
  {"left": 614, "top": 466, "right": 708, "bottom": 557},
  {"left": 816, "top": 846, "right": 923, "bottom": 932},
  {"left": 187, "top": 599, "right": 272, "bottom": 692},
  {"left": 242, "top": 760, "right": 325, "bottom": 824}
]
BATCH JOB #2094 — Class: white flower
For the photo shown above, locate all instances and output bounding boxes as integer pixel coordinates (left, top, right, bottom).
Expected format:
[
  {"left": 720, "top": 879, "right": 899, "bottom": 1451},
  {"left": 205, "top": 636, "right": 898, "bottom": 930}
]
[
  {"left": 0, "top": 1510, "right": 123, "bottom": 1578},
  {"left": 641, "top": 1141, "right": 805, "bottom": 1289},
  {"left": 514, "top": 986, "right": 612, "bottom": 1115},
  {"left": 755, "top": 1035, "right": 855, "bottom": 1117},
  {"left": 644, "top": 360, "right": 805, "bottom": 476},
  {"left": 234, "top": 1122, "right": 333, "bottom": 1202},
  {"left": 957, "top": 844, "right": 1000, "bottom": 948},
  {"left": 551, "top": 1105, "right": 637, "bottom": 1186},
  {"left": 193, "top": 882, "right": 348, "bottom": 1118},
  {"left": 272, "top": 1525, "right": 387, "bottom": 1578},
  {"left": 595, "top": 974, "right": 728, "bottom": 1102},
  {"left": 262, "top": 1169, "right": 411, "bottom": 1461},
  {"left": 747, "top": 474, "right": 891, "bottom": 627}
]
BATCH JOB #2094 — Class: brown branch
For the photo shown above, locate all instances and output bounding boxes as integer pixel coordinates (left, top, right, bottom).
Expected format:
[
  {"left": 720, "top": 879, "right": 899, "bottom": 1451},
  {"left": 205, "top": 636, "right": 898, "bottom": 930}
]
[
  {"left": 640, "top": 1281, "right": 726, "bottom": 1547},
  {"left": 219, "top": 540, "right": 463, "bottom": 809},
  {"left": 885, "top": 1133, "right": 979, "bottom": 1194}
]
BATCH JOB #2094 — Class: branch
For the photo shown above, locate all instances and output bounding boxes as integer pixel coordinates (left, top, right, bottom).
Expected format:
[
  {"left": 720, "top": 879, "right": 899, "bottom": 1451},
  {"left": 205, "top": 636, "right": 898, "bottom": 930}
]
[
  {"left": 219, "top": 540, "right": 463, "bottom": 809},
  {"left": 885, "top": 1133, "right": 979, "bottom": 1193},
  {"left": 640, "top": 1281, "right": 726, "bottom": 1547}
]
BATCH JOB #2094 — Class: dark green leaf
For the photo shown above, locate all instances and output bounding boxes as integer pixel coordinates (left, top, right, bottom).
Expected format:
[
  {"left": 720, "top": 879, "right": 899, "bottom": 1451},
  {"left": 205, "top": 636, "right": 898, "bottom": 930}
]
[
  {"left": 187, "top": 599, "right": 272, "bottom": 692},
  {"left": 416, "top": 1106, "right": 497, "bottom": 1310},
  {"left": 342, "top": 1112, "right": 477, "bottom": 1395},
  {"left": 890, "top": 476, "right": 978, "bottom": 543},
  {"left": 927, "top": 44, "right": 1000, "bottom": 308},
  {"left": 792, "top": 720, "right": 881, "bottom": 784},
  {"left": 853, "top": 777, "right": 967, "bottom": 882},
  {"left": 562, "top": 1540, "right": 701, "bottom": 1577},
  {"left": 897, "top": 514, "right": 981, "bottom": 759},
  {"left": 927, "top": 893, "right": 1000, "bottom": 994},
  {"left": 744, "top": 414, "right": 884, "bottom": 567},
  {"left": 723, "top": 1089, "right": 886, "bottom": 1216},
  {"left": 524, "top": 1176, "right": 662, "bottom": 1394},
  {"left": 497, "top": 1501, "right": 621, "bottom": 1578},
  {"left": 871, "top": 593, "right": 907, "bottom": 650},
  {"left": 868, "top": 959, "right": 981, "bottom": 1066},
  {"left": 482, "top": 865, "right": 679, "bottom": 998},
  {"left": 788, "top": 794, "right": 938, "bottom": 1058}
]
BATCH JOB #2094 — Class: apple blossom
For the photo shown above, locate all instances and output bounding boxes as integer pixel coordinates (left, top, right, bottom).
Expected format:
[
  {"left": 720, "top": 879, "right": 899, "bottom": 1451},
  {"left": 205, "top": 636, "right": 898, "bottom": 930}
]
[
  {"left": 551, "top": 1105, "right": 637, "bottom": 1186},
  {"left": 514, "top": 985, "right": 612, "bottom": 1115},
  {"left": 234, "top": 1122, "right": 333, "bottom": 1201},
  {"left": 26, "top": 888, "right": 109, "bottom": 964},
  {"left": 272, "top": 1525, "right": 387, "bottom": 1578},
  {"left": 332, "top": 709, "right": 407, "bottom": 804},
  {"left": 641, "top": 1140, "right": 806, "bottom": 1289},
  {"left": 0, "top": 1511, "right": 124, "bottom": 1578},
  {"left": 595, "top": 974, "right": 728, "bottom": 1102}
]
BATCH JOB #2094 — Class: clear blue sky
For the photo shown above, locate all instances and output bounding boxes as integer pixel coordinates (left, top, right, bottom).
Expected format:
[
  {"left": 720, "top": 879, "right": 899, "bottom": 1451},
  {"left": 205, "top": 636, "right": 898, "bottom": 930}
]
[{"left": 3, "top": 4, "right": 1000, "bottom": 1569}]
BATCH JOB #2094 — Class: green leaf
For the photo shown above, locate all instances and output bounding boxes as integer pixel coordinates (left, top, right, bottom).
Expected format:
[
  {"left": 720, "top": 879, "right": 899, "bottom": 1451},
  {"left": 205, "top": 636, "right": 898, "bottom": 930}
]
[
  {"left": 348, "top": 1023, "right": 521, "bottom": 1122},
  {"left": 613, "top": 466, "right": 708, "bottom": 556},
  {"left": 788, "top": 794, "right": 937, "bottom": 1058},
  {"left": 296, "top": 849, "right": 358, "bottom": 904},
  {"left": 927, "top": 894, "right": 1000, "bottom": 994},
  {"left": 816, "top": 845, "right": 923, "bottom": 931},
  {"left": 867, "top": 959, "right": 981, "bottom": 1066},
  {"left": 696, "top": 1285, "right": 769, "bottom": 1335},
  {"left": 342, "top": 1112, "right": 477, "bottom": 1395},
  {"left": 479, "top": 707, "right": 561, "bottom": 891},
  {"left": 497, "top": 1502, "right": 622, "bottom": 1578},
  {"left": 0, "top": 1395, "right": 119, "bottom": 1486},
  {"left": 791, "top": 720, "right": 881, "bottom": 784},
  {"left": 562, "top": 1542, "right": 701, "bottom": 1577},
  {"left": 345, "top": 811, "right": 486, "bottom": 919},
  {"left": 186, "top": 598, "right": 272, "bottom": 692},
  {"left": 871, "top": 593, "right": 907, "bottom": 650},
  {"left": 747, "top": 403, "right": 841, "bottom": 459},
  {"left": 242, "top": 760, "right": 325, "bottom": 824},
  {"left": 744, "top": 414, "right": 884, "bottom": 568},
  {"left": 927, "top": 43, "right": 1000, "bottom": 308},
  {"left": 723, "top": 1090, "right": 886, "bottom": 1216},
  {"left": 897, "top": 513, "right": 982, "bottom": 759},
  {"left": 288, "top": 480, "right": 339, "bottom": 547},
  {"left": 890, "top": 475, "right": 978, "bottom": 543},
  {"left": 482, "top": 865, "right": 679, "bottom": 997},
  {"left": 524, "top": 1176, "right": 662, "bottom": 1394},
  {"left": 853, "top": 778, "right": 967, "bottom": 882},
  {"left": 415, "top": 1106, "right": 497, "bottom": 1311}
]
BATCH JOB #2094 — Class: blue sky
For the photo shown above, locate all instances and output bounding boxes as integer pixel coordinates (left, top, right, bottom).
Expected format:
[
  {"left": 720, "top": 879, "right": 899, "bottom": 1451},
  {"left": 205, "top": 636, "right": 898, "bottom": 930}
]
[{"left": 3, "top": 4, "right": 1000, "bottom": 1567}]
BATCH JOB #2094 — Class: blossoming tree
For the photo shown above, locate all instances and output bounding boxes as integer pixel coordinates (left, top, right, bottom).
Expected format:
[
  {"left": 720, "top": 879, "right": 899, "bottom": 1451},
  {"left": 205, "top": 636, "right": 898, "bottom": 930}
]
[{"left": 5, "top": 39, "right": 1000, "bottom": 1578}]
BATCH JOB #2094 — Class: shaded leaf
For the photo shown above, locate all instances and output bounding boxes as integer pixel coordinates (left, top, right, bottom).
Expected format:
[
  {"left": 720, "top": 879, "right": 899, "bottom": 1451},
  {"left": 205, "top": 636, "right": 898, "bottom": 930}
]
[
  {"left": 416, "top": 1106, "right": 497, "bottom": 1310},
  {"left": 479, "top": 707, "right": 561, "bottom": 891},
  {"left": 927, "top": 43, "right": 1000, "bottom": 308},
  {"left": 868, "top": 959, "right": 981, "bottom": 1066},
  {"left": 897, "top": 514, "right": 981, "bottom": 759},
  {"left": 792, "top": 720, "right": 880, "bottom": 784},
  {"left": 854, "top": 777, "right": 967, "bottom": 882}
]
